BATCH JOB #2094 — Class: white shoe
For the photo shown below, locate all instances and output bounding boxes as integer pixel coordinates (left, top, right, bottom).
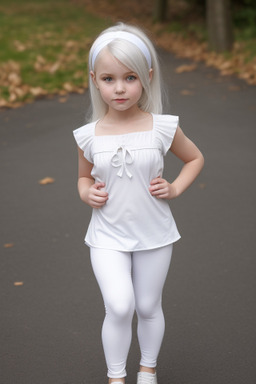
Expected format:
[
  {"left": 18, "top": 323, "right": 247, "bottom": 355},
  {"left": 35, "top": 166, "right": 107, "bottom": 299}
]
[{"left": 137, "top": 371, "right": 158, "bottom": 384}]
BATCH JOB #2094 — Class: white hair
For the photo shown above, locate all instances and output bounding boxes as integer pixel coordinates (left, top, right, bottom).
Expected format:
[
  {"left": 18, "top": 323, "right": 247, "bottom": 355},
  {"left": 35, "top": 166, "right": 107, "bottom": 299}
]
[{"left": 88, "top": 23, "right": 164, "bottom": 122}]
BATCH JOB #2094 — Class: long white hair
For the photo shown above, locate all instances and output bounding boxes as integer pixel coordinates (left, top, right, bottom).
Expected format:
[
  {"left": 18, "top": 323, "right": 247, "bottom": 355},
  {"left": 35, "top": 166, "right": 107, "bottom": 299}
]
[{"left": 88, "top": 23, "right": 163, "bottom": 122}]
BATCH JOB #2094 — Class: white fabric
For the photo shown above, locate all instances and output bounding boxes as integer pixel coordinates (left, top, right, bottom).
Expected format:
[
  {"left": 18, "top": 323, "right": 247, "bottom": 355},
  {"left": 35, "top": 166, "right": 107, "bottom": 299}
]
[
  {"left": 73, "top": 113, "right": 181, "bottom": 251},
  {"left": 90, "top": 31, "right": 152, "bottom": 69},
  {"left": 90, "top": 244, "right": 173, "bottom": 378},
  {"left": 137, "top": 371, "right": 158, "bottom": 384}
]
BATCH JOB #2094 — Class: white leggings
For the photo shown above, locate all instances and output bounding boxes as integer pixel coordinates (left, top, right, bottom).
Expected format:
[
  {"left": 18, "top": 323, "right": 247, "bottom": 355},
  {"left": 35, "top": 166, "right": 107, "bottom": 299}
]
[{"left": 90, "top": 244, "right": 173, "bottom": 379}]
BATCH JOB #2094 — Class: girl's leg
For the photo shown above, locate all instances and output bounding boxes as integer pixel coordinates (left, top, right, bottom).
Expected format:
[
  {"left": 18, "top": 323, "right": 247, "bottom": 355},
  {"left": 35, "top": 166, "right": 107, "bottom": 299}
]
[
  {"left": 132, "top": 244, "right": 173, "bottom": 371},
  {"left": 90, "top": 248, "right": 135, "bottom": 382}
]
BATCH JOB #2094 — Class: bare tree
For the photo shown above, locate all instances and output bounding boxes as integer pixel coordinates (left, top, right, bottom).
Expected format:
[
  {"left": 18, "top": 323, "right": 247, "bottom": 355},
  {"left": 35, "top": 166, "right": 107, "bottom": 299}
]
[
  {"left": 154, "top": 0, "right": 168, "bottom": 22},
  {"left": 207, "top": 0, "right": 233, "bottom": 52}
]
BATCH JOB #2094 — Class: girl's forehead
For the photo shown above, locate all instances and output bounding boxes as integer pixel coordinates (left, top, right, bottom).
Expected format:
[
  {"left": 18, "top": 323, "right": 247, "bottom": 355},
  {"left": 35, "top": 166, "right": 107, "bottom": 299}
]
[{"left": 94, "top": 48, "right": 132, "bottom": 73}]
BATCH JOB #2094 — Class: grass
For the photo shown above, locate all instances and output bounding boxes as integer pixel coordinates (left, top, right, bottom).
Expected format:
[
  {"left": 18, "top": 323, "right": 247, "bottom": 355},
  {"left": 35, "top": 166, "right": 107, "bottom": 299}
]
[{"left": 0, "top": 0, "right": 111, "bottom": 106}]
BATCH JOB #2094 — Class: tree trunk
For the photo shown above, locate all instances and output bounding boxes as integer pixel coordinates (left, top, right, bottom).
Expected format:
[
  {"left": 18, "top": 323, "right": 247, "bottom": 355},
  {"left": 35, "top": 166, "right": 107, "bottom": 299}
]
[
  {"left": 207, "top": 0, "right": 233, "bottom": 52},
  {"left": 154, "top": 0, "right": 168, "bottom": 22}
]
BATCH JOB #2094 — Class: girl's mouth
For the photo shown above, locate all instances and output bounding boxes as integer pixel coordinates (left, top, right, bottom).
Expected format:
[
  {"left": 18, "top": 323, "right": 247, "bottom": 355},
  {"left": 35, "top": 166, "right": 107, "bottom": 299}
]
[{"left": 114, "top": 99, "right": 127, "bottom": 103}]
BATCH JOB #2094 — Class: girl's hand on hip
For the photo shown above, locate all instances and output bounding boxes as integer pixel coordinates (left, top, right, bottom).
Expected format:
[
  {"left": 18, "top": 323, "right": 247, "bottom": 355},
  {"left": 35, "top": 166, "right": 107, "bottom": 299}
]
[
  {"left": 86, "top": 182, "right": 108, "bottom": 208},
  {"left": 149, "top": 177, "right": 176, "bottom": 200}
]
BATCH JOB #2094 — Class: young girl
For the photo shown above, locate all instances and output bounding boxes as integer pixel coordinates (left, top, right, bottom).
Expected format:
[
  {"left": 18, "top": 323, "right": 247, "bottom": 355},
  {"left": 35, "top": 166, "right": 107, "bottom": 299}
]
[{"left": 73, "top": 22, "right": 204, "bottom": 384}]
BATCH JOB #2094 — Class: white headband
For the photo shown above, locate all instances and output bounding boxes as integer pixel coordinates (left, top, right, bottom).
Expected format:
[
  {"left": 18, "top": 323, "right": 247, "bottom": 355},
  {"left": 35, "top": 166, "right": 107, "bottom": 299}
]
[{"left": 90, "top": 31, "right": 152, "bottom": 69}]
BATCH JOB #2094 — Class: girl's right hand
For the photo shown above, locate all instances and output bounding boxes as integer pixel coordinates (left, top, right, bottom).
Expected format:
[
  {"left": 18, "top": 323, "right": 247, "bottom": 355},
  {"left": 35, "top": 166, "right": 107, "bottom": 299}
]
[
  {"left": 85, "top": 182, "right": 108, "bottom": 208},
  {"left": 77, "top": 147, "right": 108, "bottom": 208}
]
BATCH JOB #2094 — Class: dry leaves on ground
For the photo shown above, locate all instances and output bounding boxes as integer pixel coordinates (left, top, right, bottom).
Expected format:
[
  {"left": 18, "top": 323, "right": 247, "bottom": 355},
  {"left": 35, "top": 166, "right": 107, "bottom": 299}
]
[
  {"left": 0, "top": 60, "right": 48, "bottom": 108},
  {"left": 0, "top": 36, "right": 91, "bottom": 108},
  {"left": 38, "top": 177, "right": 55, "bottom": 185},
  {"left": 156, "top": 32, "right": 256, "bottom": 85}
]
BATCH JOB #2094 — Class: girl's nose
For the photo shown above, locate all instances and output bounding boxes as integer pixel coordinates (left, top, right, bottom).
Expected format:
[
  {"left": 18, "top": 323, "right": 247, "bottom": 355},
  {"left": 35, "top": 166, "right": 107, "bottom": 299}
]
[{"left": 115, "top": 80, "right": 125, "bottom": 94}]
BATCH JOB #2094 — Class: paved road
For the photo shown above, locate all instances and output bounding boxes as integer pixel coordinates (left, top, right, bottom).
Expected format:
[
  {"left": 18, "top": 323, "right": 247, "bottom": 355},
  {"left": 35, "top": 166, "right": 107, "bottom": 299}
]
[{"left": 1, "top": 50, "right": 256, "bottom": 384}]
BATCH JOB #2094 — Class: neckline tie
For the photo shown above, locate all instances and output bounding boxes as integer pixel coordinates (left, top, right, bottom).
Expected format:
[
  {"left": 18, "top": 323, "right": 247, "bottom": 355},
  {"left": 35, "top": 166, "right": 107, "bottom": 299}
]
[{"left": 110, "top": 146, "right": 134, "bottom": 178}]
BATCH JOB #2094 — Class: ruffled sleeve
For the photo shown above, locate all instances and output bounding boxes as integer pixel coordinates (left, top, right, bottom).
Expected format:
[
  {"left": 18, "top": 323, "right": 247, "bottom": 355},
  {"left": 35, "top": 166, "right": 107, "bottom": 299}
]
[
  {"left": 153, "top": 114, "right": 179, "bottom": 155},
  {"left": 73, "top": 122, "right": 95, "bottom": 163}
]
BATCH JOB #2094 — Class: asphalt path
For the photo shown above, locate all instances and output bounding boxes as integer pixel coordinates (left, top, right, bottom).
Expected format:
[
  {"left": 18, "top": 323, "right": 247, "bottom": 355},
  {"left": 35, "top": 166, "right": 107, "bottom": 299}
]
[{"left": 1, "top": 49, "right": 256, "bottom": 384}]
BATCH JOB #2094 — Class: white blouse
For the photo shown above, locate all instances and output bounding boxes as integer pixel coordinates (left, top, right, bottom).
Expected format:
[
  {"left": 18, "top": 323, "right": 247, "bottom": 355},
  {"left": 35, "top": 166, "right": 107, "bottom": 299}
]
[{"left": 73, "top": 113, "right": 181, "bottom": 251}]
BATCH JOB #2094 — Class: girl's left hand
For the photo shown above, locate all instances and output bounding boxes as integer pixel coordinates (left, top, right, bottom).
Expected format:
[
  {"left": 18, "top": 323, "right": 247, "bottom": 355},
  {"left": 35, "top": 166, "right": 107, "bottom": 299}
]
[{"left": 149, "top": 177, "right": 176, "bottom": 200}]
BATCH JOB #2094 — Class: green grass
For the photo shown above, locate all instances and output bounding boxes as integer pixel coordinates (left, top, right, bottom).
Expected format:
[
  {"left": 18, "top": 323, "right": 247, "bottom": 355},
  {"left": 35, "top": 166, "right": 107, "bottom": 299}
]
[{"left": 0, "top": 0, "right": 111, "bottom": 105}]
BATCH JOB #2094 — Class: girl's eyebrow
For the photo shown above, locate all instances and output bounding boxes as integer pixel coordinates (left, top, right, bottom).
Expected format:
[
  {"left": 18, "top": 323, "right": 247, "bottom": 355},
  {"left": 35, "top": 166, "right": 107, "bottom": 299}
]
[
  {"left": 99, "top": 71, "right": 136, "bottom": 76},
  {"left": 98, "top": 72, "right": 113, "bottom": 78},
  {"left": 100, "top": 73, "right": 113, "bottom": 76}
]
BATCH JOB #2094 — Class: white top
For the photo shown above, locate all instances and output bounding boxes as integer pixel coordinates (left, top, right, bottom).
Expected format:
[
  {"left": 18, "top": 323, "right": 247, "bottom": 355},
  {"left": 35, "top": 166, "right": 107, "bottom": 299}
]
[{"left": 73, "top": 113, "right": 181, "bottom": 251}]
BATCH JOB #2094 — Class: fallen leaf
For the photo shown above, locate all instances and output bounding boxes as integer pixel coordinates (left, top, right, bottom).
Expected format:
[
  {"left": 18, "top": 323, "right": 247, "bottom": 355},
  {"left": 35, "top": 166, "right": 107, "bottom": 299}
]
[
  {"left": 63, "top": 82, "right": 75, "bottom": 92},
  {"left": 0, "top": 99, "right": 9, "bottom": 107},
  {"left": 4, "top": 243, "right": 14, "bottom": 248},
  {"left": 36, "top": 55, "right": 46, "bottom": 65},
  {"left": 65, "top": 40, "right": 78, "bottom": 49},
  {"left": 30, "top": 87, "right": 47, "bottom": 96},
  {"left": 229, "top": 86, "right": 240, "bottom": 91},
  {"left": 77, "top": 88, "right": 85, "bottom": 94},
  {"left": 59, "top": 89, "right": 68, "bottom": 96},
  {"left": 49, "top": 62, "right": 61, "bottom": 74},
  {"left": 14, "top": 40, "right": 26, "bottom": 52},
  {"left": 8, "top": 72, "right": 22, "bottom": 86},
  {"left": 38, "top": 177, "right": 55, "bottom": 185},
  {"left": 9, "top": 93, "right": 17, "bottom": 102},
  {"left": 175, "top": 64, "right": 197, "bottom": 74},
  {"left": 34, "top": 55, "right": 47, "bottom": 72},
  {"left": 219, "top": 61, "right": 232, "bottom": 71},
  {"left": 73, "top": 70, "right": 84, "bottom": 79},
  {"left": 14, "top": 282, "right": 24, "bottom": 286},
  {"left": 180, "top": 89, "right": 194, "bottom": 95},
  {"left": 59, "top": 97, "right": 67, "bottom": 103}
]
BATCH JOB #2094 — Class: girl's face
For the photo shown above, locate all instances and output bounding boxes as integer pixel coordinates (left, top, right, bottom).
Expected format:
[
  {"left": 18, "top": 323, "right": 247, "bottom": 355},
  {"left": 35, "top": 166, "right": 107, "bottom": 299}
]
[{"left": 91, "top": 50, "right": 143, "bottom": 114}]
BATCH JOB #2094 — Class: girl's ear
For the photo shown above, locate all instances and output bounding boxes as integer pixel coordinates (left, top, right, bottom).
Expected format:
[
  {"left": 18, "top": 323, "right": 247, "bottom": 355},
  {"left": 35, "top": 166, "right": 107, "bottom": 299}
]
[
  {"left": 90, "top": 71, "right": 98, "bottom": 89},
  {"left": 149, "top": 68, "right": 153, "bottom": 83}
]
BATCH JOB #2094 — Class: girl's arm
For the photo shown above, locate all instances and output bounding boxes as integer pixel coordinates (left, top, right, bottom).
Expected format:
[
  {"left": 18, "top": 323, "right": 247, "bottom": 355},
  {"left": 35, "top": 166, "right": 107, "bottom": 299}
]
[
  {"left": 149, "top": 126, "right": 204, "bottom": 199},
  {"left": 77, "top": 147, "right": 108, "bottom": 208}
]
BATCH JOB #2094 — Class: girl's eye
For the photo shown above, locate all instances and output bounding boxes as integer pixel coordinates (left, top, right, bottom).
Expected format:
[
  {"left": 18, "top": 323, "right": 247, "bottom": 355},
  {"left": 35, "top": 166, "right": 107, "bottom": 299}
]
[
  {"left": 127, "top": 75, "right": 136, "bottom": 81},
  {"left": 103, "top": 76, "right": 112, "bottom": 82}
]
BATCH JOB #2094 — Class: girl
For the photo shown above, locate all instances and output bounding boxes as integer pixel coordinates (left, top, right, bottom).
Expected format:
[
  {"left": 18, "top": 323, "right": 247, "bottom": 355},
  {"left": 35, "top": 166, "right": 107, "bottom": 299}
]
[{"left": 73, "top": 23, "right": 204, "bottom": 384}]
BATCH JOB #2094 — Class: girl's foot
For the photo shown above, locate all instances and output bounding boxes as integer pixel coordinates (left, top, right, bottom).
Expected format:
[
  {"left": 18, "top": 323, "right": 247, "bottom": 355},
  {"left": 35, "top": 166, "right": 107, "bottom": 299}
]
[{"left": 137, "top": 371, "right": 158, "bottom": 384}]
